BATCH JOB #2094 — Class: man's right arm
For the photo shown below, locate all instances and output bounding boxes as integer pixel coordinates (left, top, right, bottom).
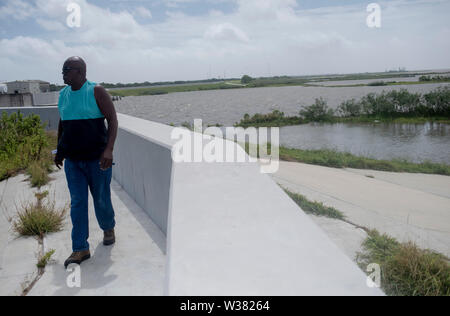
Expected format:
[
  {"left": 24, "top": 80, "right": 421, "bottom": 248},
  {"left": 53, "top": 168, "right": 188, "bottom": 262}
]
[
  {"left": 55, "top": 119, "right": 64, "bottom": 169},
  {"left": 57, "top": 119, "right": 62, "bottom": 143}
]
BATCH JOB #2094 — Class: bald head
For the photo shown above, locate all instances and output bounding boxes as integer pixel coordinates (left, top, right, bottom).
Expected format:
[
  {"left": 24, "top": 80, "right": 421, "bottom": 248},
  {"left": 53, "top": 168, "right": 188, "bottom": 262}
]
[
  {"left": 64, "top": 56, "right": 87, "bottom": 77},
  {"left": 62, "top": 56, "right": 87, "bottom": 88}
]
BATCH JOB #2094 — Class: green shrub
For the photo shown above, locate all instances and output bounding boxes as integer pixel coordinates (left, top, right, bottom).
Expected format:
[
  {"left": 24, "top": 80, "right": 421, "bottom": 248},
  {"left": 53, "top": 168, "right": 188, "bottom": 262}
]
[
  {"left": 236, "top": 110, "right": 302, "bottom": 127},
  {"left": 13, "top": 191, "right": 67, "bottom": 238},
  {"left": 368, "top": 81, "right": 387, "bottom": 86},
  {"left": 423, "top": 86, "right": 450, "bottom": 117},
  {"left": 241, "top": 75, "right": 253, "bottom": 84},
  {"left": 0, "top": 112, "right": 52, "bottom": 182},
  {"left": 338, "top": 99, "right": 362, "bottom": 117},
  {"left": 357, "top": 230, "right": 450, "bottom": 296},
  {"left": 37, "top": 249, "right": 56, "bottom": 269},
  {"left": 299, "top": 98, "right": 334, "bottom": 122}
]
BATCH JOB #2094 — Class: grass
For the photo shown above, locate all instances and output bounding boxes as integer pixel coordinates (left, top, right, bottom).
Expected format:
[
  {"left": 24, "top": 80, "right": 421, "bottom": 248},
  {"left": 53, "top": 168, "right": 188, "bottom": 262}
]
[
  {"left": 109, "top": 82, "right": 241, "bottom": 97},
  {"left": 283, "top": 188, "right": 345, "bottom": 220},
  {"left": 12, "top": 191, "right": 67, "bottom": 238},
  {"left": 282, "top": 187, "right": 450, "bottom": 296},
  {"left": 357, "top": 230, "right": 450, "bottom": 296},
  {"left": 0, "top": 112, "right": 57, "bottom": 187},
  {"left": 278, "top": 147, "right": 450, "bottom": 176},
  {"left": 238, "top": 140, "right": 450, "bottom": 176},
  {"left": 27, "top": 130, "right": 57, "bottom": 188},
  {"left": 37, "top": 249, "right": 55, "bottom": 269},
  {"left": 235, "top": 110, "right": 304, "bottom": 128}
]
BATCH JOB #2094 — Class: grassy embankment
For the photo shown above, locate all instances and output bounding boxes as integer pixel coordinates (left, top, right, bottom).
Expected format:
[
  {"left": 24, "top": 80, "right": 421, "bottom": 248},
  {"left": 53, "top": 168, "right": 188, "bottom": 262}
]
[
  {"left": 107, "top": 71, "right": 449, "bottom": 97},
  {"left": 106, "top": 72, "right": 424, "bottom": 96},
  {"left": 0, "top": 112, "right": 57, "bottom": 187},
  {"left": 108, "top": 77, "right": 313, "bottom": 97},
  {"left": 241, "top": 142, "right": 450, "bottom": 176},
  {"left": 283, "top": 188, "right": 450, "bottom": 296}
]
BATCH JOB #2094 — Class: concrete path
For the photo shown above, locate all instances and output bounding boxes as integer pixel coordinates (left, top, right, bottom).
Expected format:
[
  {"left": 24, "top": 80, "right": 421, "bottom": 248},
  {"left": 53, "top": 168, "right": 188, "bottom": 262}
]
[
  {"left": 0, "top": 169, "right": 166, "bottom": 296},
  {"left": 0, "top": 173, "right": 42, "bottom": 296},
  {"left": 271, "top": 161, "right": 450, "bottom": 258}
]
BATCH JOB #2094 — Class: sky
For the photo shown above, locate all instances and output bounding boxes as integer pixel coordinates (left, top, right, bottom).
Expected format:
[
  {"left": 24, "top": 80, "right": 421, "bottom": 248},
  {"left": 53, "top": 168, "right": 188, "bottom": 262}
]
[{"left": 0, "top": 0, "right": 449, "bottom": 84}]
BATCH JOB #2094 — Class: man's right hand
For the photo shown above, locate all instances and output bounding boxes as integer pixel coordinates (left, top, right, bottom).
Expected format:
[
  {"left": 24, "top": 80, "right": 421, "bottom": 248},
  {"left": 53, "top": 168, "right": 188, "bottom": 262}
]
[{"left": 55, "top": 156, "right": 64, "bottom": 170}]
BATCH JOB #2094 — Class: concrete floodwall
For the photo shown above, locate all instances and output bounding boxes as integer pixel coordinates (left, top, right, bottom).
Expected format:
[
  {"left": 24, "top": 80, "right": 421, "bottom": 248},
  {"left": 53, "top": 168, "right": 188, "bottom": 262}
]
[
  {"left": 0, "top": 94, "right": 33, "bottom": 107},
  {"left": 115, "top": 113, "right": 383, "bottom": 296},
  {"left": 112, "top": 119, "right": 173, "bottom": 235},
  {"left": 0, "top": 106, "right": 59, "bottom": 130},
  {"left": 32, "top": 92, "right": 59, "bottom": 106}
]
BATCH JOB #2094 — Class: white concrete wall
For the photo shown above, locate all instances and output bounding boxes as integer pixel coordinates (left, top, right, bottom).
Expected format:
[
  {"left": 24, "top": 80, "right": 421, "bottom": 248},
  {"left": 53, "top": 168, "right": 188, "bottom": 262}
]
[
  {"left": 6, "top": 81, "right": 40, "bottom": 94},
  {"left": 32, "top": 92, "right": 59, "bottom": 106},
  {"left": 115, "top": 113, "right": 383, "bottom": 296}
]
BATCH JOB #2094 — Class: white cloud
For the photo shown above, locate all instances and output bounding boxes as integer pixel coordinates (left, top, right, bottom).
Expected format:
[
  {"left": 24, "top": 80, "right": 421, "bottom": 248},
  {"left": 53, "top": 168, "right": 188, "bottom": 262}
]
[
  {"left": 134, "top": 7, "right": 152, "bottom": 19},
  {"left": 0, "top": 0, "right": 37, "bottom": 20},
  {"left": 204, "top": 23, "right": 249, "bottom": 43}
]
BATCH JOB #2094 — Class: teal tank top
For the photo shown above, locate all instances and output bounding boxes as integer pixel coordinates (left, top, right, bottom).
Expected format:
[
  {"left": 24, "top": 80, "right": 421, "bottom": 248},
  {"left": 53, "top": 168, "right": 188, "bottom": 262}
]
[
  {"left": 57, "top": 80, "right": 108, "bottom": 161},
  {"left": 58, "top": 80, "right": 104, "bottom": 120}
]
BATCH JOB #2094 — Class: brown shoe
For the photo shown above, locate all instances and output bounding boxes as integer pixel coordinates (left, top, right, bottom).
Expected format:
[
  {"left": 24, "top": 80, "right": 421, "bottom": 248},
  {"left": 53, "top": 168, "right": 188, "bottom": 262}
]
[
  {"left": 103, "top": 229, "right": 115, "bottom": 246},
  {"left": 64, "top": 250, "right": 91, "bottom": 269}
]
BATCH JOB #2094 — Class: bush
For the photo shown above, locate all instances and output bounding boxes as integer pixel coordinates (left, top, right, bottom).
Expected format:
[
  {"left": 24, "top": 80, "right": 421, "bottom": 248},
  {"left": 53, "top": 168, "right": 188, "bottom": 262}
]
[
  {"left": 0, "top": 112, "right": 51, "bottom": 182},
  {"left": 423, "top": 86, "right": 450, "bottom": 117},
  {"left": 236, "top": 110, "right": 303, "bottom": 127},
  {"left": 338, "top": 99, "right": 362, "bottom": 117},
  {"left": 358, "top": 89, "right": 424, "bottom": 117},
  {"left": 27, "top": 160, "right": 52, "bottom": 188},
  {"left": 13, "top": 191, "right": 67, "bottom": 238},
  {"left": 368, "top": 81, "right": 387, "bottom": 86},
  {"left": 241, "top": 75, "right": 253, "bottom": 84},
  {"left": 357, "top": 230, "right": 450, "bottom": 296},
  {"left": 299, "top": 98, "right": 334, "bottom": 122}
]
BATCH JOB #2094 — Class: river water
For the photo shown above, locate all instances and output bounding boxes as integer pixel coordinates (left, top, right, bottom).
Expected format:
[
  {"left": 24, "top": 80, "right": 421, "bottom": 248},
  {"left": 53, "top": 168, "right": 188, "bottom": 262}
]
[{"left": 115, "top": 83, "right": 450, "bottom": 164}]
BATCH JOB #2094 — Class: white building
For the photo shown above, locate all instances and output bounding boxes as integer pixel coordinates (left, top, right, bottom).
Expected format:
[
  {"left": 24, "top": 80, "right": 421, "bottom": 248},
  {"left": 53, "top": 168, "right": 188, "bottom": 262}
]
[
  {"left": 0, "top": 80, "right": 55, "bottom": 107},
  {"left": 6, "top": 80, "right": 51, "bottom": 94}
]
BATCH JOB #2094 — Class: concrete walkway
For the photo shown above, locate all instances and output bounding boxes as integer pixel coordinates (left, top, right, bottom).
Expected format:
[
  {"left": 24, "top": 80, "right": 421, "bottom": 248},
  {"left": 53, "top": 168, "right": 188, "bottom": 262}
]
[
  {"left": 0, "top": 173, "right": 42, "bottom": 296},
  {"left": 0, "top": 169, "right": 166, "bottom": 296},
  {"left": 272, "top": 161, "right": 450, "bottom": 258}
]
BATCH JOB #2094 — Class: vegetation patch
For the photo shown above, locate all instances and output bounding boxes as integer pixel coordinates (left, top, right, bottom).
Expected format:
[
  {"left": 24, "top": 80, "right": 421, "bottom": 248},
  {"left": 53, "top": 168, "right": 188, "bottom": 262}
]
[
  {"left": 283, "top": 188, "right": 345, "bottom": 220},
  {"left": 278, "top": 147, "right": 450, "bottom": 176},
  {"left": 236, "top": 110, "right": 303, "bottom": 128},
  {"left": 109, "top": 82, "right": 241, "bottom": 97},
  {"left": 13, "top": 191, "right": 67, "bottom": 238},
  {"left": 0, "top": 112, "right": 56, "bottom": 187},
  {"left": 282, "top": 188, "right": 450, "bottom": 296},
  {"left": 37, "top": 249, "right": 56, "bottom": 269},
  {"left": 236, "top": 87, "right": 450, "bottom": 127},
  {"left": 357, "top": 230, "right": 450, "bottom": 296}
]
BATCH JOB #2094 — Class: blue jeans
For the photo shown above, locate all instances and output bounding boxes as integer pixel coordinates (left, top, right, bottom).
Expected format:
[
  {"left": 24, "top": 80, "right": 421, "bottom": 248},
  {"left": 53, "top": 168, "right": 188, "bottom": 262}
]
[{"left": 64, "top": 158, "right": 116, "bottom": 252}]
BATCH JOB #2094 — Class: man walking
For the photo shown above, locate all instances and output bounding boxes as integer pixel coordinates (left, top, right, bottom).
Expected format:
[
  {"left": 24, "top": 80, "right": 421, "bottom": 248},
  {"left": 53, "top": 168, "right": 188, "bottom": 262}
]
[{"left": 55, "top": 56, "right": 118, "bottom": 268}]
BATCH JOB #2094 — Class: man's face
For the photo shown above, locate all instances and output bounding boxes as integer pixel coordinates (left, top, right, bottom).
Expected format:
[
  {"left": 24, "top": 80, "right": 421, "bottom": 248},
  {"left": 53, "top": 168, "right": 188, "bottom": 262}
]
[{"left": 62, "top": 62, "right": 81, "bottom": 85}]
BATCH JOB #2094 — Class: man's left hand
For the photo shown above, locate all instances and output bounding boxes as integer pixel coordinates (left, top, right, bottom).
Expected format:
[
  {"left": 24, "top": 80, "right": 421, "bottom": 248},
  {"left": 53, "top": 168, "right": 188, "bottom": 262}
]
[{"left": 100, "top": 148, "right": 113, "bottom": 170}]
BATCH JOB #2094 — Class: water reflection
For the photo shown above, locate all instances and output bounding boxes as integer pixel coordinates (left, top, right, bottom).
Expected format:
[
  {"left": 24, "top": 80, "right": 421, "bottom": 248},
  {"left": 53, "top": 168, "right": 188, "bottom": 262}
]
[{"left": 280, "top": 123, "right": 450, "bottom": 164}]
